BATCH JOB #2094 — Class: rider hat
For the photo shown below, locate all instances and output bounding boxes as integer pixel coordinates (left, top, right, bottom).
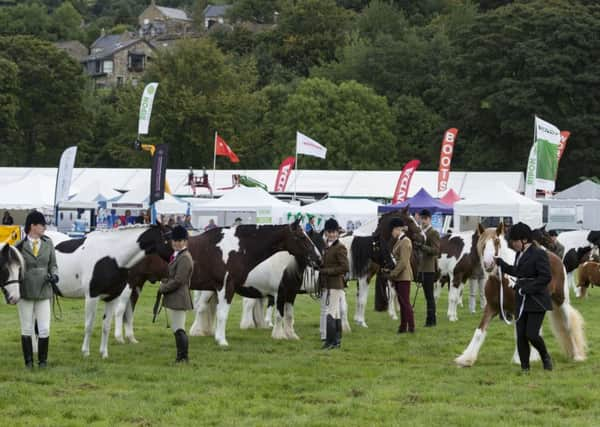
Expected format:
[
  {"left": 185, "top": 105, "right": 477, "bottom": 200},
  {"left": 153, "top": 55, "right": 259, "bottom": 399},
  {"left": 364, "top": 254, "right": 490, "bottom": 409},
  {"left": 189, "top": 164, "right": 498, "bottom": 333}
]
[
  {"left": 324, "top": 218, "right": 339, "bottom": 232},
  {"left": 171, "top": 225, "right": 189, "bottom": 241},
  {"left": 25, "top": 210, "right": 46, "bottom": 234},
  {"left": 419, "top": 209, "right": 432, "bottom": 219},
  {"left": 508, "top": 222, "right": 532, "bottom": 242},
  {"left": 389, "top": 217, "right": 404, "bottom": 230}
]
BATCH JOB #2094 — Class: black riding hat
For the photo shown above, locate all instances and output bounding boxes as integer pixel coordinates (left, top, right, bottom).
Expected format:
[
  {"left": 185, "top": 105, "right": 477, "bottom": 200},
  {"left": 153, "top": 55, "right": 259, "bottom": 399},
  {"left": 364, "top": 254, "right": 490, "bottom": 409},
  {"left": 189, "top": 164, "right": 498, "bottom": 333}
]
[
  {"left": 389, "top": 218, "right": 404, "bottom": 230},
  {"left": 171, "top": 225, "right": 189, "bottom": 241},
  {"left": 25, "top": 211, "right": 46, "bottom": 234},
  {"left": 419, "top": 209, "right": 432, "bottom": 218},
  {"left": 324, "top": 218, "right": 339, "bottom": 232},
  {"left": 509, "top": 222, "right": 532, "bottom": 241}
]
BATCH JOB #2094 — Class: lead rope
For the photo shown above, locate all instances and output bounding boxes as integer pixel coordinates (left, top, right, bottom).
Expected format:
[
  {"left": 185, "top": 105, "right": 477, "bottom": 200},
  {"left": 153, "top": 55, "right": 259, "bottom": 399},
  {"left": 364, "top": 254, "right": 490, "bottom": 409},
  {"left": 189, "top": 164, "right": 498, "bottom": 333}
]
[
  {"left": 52, "top": 293, "right": 63, "bottom": 321},
  {"left": 498, "top": 265, "right": 526, "bottom": 325}
]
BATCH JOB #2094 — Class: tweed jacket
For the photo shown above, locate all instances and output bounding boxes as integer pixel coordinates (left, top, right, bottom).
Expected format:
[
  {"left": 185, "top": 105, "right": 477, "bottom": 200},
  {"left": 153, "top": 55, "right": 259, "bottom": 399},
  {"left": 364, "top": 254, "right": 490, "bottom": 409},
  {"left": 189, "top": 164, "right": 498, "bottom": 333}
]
[
  {"left": 419, "top": 225, "right": 440, "bottom": 273},
  {"left": 160, "top": 249, "right": 194, "bottom": 311},
  {"left": 389, "top": 235, "right": 413, "bottom": 282},
  {"left": 319, "top": 240, "right": 349, "bottom": 290},
  {"left": 16, "top": 235, "right": 58, "bottom": 300}
]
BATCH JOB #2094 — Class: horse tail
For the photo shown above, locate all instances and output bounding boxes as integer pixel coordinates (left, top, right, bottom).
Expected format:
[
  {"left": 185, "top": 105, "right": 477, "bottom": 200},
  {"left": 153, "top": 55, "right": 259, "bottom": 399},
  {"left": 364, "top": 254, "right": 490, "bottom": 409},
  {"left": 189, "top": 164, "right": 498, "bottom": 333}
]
[
  {"left": 351, "top": 236, "right": 372, "bottom": 277},
  {"left": 548, "top": 302, "right": 587, "bottom": 362}
]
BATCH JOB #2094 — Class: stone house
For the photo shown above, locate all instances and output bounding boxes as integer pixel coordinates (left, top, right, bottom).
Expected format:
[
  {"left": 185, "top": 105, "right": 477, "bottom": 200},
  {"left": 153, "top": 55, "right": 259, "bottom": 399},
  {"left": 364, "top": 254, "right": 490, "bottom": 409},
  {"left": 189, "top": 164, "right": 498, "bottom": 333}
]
[
  {"left": 138, "top": 0, "right": 193, "bottom": 38},
  {"left": 203, "top": 4, "right": 232, "bottom": 30},
  {"left": 82, "top": 32, "right": 155, "bottom": 88}
]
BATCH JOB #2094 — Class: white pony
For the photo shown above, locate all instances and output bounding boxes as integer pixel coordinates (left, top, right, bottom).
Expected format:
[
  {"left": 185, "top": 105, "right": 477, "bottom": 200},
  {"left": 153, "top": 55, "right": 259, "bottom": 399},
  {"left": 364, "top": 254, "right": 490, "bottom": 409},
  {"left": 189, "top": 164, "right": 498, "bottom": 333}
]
[
  {"left": 47, "top": 225, "right": 170, "bottom": 358},
  {"left": 0, "top": 243, "right": 25, "bottom": 305}
]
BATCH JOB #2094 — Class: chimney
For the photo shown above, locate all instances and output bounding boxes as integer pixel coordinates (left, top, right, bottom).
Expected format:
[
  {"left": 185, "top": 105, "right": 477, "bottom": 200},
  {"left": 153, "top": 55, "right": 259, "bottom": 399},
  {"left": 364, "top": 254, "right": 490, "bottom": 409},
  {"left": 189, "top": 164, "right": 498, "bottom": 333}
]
[{"left": 100, "top": 28, "right": 106, "bottom": 37}]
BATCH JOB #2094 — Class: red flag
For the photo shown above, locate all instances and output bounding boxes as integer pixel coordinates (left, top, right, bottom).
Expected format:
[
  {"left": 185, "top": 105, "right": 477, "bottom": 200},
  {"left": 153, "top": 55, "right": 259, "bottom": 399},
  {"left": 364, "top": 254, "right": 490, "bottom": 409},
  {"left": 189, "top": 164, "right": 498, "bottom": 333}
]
[
  {"left": 437, "top": 128, "right": 458, "bottom": 195},
  {"left": 215, "top": 133, "right": 239, "bottom": 163},
  {"left": 392, "top": 159, "right": 421, "bottom": 204},
  {"left": 274, "top": 156, "right": 295, "bottom": 192},
  {"left": 557, "top": 131, "right": 570, "bottom": 162}
]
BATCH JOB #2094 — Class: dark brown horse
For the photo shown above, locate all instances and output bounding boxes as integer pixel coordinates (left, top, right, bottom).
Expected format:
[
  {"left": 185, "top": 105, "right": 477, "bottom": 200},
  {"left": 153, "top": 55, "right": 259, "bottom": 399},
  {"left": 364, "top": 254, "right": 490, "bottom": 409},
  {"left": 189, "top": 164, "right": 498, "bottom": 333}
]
[
  {"left": 455, "top": 224, "right": 587, "bottom": 367},
  {"left": 186, "top": 220, "right": 321, "bottom": 346}
]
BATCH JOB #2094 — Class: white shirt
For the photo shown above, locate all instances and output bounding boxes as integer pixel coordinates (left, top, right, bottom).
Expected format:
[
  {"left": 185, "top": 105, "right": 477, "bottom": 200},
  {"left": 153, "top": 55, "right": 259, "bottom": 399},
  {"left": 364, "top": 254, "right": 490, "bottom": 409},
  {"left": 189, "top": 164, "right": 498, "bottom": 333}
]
[{"left": 28, "top": 236, "right": 41, "bottom": 253}]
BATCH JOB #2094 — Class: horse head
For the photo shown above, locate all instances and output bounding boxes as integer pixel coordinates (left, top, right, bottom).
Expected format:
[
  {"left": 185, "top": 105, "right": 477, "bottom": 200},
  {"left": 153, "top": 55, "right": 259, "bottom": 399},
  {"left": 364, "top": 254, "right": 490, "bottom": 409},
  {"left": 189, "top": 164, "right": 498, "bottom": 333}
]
[
  {"left": 532, "top": 224, "right": 553, "bottom": 250},
  {"left": 282, "top": 220, "right": 322, "bottom": 268},
  {"left": 0, "top": 243, "right": 23, "bottom": 304},
  {"left": 136, "top": 222, "right": 173, "bottom": 262},
  {"left": 477, "top": 222, "right": 508, "bottom": 273}
]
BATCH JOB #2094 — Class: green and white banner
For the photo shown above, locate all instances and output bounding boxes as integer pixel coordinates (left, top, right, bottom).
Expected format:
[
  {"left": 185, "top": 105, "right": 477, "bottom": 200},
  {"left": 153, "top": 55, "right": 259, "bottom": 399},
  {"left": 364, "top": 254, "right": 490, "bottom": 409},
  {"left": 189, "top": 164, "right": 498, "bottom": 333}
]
[
  {"left": 525, "top": 116, "right": 560, "bottom": 198},
  {"left": 138, "top": 82, "right": 159, "bottom": 135}
]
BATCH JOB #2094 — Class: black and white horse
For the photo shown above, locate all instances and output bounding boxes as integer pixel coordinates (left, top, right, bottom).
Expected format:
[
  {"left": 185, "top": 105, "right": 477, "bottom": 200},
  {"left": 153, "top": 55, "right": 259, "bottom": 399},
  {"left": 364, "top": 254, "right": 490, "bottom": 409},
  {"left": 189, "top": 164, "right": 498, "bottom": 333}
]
[
  {"left": 0, "top": 243, "right": 24, "bottom": 305},
  {"left": 558, "top": 230, "right": 599, "bottom": 297},
  {"left": 47, "top": 225, "right": 171, "bottom": 358}
]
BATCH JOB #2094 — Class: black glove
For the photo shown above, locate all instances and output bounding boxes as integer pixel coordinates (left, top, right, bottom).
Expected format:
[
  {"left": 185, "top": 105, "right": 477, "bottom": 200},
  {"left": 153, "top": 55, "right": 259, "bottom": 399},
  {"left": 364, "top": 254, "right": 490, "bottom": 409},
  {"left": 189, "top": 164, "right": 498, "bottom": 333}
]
[
  {"left": 494, "top": 257, "right": 504, "bottom": 267},
  {"left": 47, "top": 273, "right": 59, "bottom": 285}
]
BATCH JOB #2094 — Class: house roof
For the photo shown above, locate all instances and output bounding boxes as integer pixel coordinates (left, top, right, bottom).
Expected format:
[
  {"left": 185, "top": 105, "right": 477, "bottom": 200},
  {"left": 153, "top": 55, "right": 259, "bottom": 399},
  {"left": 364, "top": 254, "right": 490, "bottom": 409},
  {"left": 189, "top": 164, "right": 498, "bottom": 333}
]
[
  {"left": 203, "top": 5, "right": 232, "bottom": 18},
  {"left": 84, "top": 36, "right": 153, "bottom": 61},
  {"left": 54, "top": 40, "right": 88, "bottom": 62},
  {"left": 156, "top": 5, "right": 192, "bottom": 21}
]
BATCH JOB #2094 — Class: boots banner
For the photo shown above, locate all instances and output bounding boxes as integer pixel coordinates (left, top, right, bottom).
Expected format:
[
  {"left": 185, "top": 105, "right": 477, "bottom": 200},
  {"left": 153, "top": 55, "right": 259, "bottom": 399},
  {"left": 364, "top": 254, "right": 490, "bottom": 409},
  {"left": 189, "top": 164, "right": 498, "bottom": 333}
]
[
  {"left": 392, "top": 159, "right": 421, "bottom": 204},
  {"left": 437, "top": 128, "right": 458, "bottom": 196}
]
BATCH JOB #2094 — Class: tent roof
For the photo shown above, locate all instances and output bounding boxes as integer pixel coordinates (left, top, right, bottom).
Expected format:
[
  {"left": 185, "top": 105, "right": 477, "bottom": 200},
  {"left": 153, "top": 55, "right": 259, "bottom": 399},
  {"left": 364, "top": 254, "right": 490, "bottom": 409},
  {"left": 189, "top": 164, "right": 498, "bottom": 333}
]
[
  {"left": 60, "top": 181, "right": 121, "bottom": 209},
  {"left": 440, "top": 189, "right": 461, "bottom": 206},
  {"left": 194, "top": 186, "right": 289, "bottom": 210},
  {"left": 299, "top": 198, "right": 379, "bottom": 217},
  {"left": 109, "top": 183, "right": 189, "bottom": 214},
  {"left": 454, "top": 182, "right": 542, "bottom": 228},
  {"left": 554, "top": 180, "right": 600, "bottom": 200},
  {"left": 379, "top": 188, "right": 453, "bottom": 214},
  {"left": 0, "top": 173, "right": 58, "bottom": 210}
]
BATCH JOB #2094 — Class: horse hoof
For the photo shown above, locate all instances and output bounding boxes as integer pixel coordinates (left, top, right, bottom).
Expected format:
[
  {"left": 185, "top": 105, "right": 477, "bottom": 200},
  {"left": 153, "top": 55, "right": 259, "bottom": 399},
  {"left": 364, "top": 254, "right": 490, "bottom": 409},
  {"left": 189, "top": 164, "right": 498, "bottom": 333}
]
[
  {"left": 128, "top": 337, "right": 139, "bottom": 344},
  {"left": 115, "top": 336, "right": 125, "bottom": 344},
  {"left": 356, "top": 321, "right": 368, "bottom": 328},
  {"left": 82, "top": 351, "right": 90, "bottom": 358},
  {"left": 454, "top": 356, "right": 473, "bottom": 367},
  {"left": 217, "top": 340, "right": 229, "bottom": 347},
  {"left": 101, "top": 353, "right": 109, "bottom": 359}
]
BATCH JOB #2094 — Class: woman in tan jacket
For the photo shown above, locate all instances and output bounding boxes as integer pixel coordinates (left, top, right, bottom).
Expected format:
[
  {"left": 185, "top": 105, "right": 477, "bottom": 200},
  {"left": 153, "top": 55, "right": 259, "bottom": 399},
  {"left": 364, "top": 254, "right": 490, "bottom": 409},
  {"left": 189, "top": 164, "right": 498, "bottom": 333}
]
[
  {"left": 160, "top": 225, "right": 194, "bottom": 363},
  {"left": 388, "top": 218, "right": 415, "bottom": 333}
]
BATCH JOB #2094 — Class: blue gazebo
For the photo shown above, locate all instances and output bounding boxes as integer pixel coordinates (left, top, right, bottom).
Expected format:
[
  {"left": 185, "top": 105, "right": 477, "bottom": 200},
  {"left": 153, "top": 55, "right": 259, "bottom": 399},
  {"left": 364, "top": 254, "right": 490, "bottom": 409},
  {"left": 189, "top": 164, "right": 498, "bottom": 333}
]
[{"left": 378, "top": 188, "right": 453, "bottom": 215}]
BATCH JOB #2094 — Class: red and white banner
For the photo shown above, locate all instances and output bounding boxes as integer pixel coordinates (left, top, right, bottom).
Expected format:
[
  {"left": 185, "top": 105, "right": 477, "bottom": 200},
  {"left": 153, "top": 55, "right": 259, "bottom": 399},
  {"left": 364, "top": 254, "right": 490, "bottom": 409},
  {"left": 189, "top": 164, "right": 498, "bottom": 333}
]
[
  {"left": 274, "top": 156, "right": 295, "bottom": 192},
  {"left": 437, "top": 128, "right": 458, "bottom": 195},
  {"left": 557, "top": 130, "right": 570, "bottom": 162},
  {"left": 392, "top": 159, "right": 421, "bottom": 204}
]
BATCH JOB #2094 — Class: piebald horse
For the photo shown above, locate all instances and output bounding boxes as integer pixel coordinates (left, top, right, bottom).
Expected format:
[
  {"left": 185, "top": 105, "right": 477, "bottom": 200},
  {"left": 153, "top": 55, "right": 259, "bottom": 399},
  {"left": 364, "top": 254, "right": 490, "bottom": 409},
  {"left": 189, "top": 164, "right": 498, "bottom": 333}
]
[
  {"left": 48, "top": 225, "right": 172, "bottom": 358},
  {"left": 577, "top": 261, "right": 600, "bottom": 298},
  {"left": 455, "top": 223, "right": 587, "bottom": 367},
  {"left": 187, "top": 221, "right": 321, "bottom": 346},
  {"left": 0, "top": 243, "right": 24, "bottom": 305}
]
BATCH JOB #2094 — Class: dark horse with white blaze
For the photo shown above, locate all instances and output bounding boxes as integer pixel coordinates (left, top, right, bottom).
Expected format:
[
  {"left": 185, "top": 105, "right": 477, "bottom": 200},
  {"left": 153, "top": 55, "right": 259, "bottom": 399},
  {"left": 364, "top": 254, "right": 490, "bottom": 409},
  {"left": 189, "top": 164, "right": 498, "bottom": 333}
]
[
  {"left": 187, "top": 221, "right": 321, "bottom": 346},
  {"left": 455, "top": 223, "right": 587, "bottom": 367}
]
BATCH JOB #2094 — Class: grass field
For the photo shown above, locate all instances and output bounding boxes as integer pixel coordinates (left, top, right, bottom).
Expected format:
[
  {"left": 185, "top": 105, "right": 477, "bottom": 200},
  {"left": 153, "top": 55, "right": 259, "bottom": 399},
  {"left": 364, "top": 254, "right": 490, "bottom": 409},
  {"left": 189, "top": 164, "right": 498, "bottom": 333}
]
[{"left": 0, "top": 283, "right": 598, "bottom": 427}]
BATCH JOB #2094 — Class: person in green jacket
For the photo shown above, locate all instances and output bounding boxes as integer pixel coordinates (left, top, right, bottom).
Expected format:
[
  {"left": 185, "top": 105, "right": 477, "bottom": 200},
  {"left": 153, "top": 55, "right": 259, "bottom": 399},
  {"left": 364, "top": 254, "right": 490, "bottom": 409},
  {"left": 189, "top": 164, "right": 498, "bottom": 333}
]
[{"left": 16, "top": 211, "right": 58, "bottom": 369}]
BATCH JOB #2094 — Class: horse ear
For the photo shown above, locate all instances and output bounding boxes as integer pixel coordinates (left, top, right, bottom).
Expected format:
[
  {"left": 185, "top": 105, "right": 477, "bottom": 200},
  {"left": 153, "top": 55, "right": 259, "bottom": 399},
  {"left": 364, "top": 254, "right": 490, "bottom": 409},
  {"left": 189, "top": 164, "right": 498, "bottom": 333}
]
[
  {"left": 496, "top": 222, "right": 504, "bottom": 236},
  {"left": 477, "top": 223, "right": 485, "bottom": 235},
  {"left": 402, "top": 205, "right": 409, "bottom": 213},
  {"left": 541, "top": 224, "right": 547, "bottom": 231},
  {"left": 290, "top": 219, "right": 300, "bottom": 229}
]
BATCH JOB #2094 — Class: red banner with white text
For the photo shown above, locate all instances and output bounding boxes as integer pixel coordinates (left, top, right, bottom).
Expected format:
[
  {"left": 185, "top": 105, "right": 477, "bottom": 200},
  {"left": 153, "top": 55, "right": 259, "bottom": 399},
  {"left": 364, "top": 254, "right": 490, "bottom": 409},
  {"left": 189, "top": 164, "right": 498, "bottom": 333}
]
[
  {"left": 437, "top": 128, "right": 458, "bottom": 195},
  {"left": 558, "top": 131, "right": 570, "bottom": 162},
  {"left": 392, "top": 159, "right": 421, "bottom": 204},
  {"left": 274, "top": 156, "right": 296, "bottom": 192}
]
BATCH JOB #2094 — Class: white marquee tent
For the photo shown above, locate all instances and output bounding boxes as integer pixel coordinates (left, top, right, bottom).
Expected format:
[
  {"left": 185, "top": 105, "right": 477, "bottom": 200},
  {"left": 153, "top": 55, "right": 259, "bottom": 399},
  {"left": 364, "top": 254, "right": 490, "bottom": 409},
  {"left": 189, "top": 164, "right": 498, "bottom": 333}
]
[
  {"left": 108, "top": 183, "right": 189, "bottom": 215},
  {"left": 288, "top": 198, "right": 379, "bottom": 231},
  {"left": 453, "top": 182, "right": 543, "bottom": 231},
  {"left": 191, "top": 186, "right": 291, "bottom": 227}
]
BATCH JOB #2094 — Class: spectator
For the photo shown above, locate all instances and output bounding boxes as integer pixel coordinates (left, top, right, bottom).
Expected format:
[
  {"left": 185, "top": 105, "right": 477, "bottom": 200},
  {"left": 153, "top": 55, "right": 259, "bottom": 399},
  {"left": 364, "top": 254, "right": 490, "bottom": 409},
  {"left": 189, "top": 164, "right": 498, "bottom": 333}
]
[
  {"left": 305, "top": 216, "right": 316, "bottom": 233},
  {"left": 167, "top": 216, "right": 175, "bottom": 227},
  {"left": 183, "top": 215, "right": 194, "bottom": 230},
  {"left": 204, "top": 219, "right": 217, "bottom": 231},
  {"left": 2, "top": 211, "right": 14, "bottom": 225},
  {"left": 233, "top": 217, "right": 242, "bottom": 227}
]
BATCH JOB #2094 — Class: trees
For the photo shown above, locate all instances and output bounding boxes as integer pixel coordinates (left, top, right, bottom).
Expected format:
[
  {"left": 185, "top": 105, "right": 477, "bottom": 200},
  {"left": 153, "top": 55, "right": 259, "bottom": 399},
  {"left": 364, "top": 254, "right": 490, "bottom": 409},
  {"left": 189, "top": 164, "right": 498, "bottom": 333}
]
[{"left": 0, "top": 36, "right": 88, "bottom": 166}]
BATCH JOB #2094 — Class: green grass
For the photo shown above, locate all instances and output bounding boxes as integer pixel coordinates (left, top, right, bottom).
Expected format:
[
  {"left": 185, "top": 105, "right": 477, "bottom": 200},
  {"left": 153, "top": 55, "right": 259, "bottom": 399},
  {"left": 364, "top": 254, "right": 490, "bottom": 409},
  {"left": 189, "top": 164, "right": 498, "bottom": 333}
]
[{"left": 0, "top": 284, "right": 599, "bottom": 426}]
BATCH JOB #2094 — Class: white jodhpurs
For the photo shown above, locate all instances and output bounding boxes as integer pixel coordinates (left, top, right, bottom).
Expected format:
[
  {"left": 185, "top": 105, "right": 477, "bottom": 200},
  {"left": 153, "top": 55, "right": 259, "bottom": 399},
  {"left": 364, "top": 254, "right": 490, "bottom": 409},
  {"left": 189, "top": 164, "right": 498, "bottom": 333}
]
[
  {"left": 167, "top": 308, "right": 187, "bottom": 333},
  {"left": 320, "top": 289, "right": 344, "bottom": 339},
  {"left": 17, "top": 299, "right": 51, "bottom": 338}
]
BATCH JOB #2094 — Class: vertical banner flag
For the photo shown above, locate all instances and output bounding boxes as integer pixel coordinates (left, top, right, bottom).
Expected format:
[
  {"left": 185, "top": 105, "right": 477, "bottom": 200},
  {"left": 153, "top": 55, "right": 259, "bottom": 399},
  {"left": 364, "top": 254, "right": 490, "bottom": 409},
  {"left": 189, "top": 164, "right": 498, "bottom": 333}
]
[
  {"left": 150, "top": 144, "right": 168, "bottom": 204},
  {"left": 138, "top": 82, "right": 159, "bottom": 135},
  {"left": 274, "top": 156, "right": 296, "bottom": 192},
  {"left": 437, "top": 128, "right": 459, "bottom": 195},
  {"left": 54, "top": 146, "right": 77, "bottom": 213},
  {"left": 296, "top": 131, "right": 327, "bottom": 159},
  {"left": 557, "top": 131, "right": 570, "bottom": 162},
  {"left": 215, "top": 133, "right": 240, "bottom": 163},
  {"left": 392, "top": 159, "right": 421, "bottom": 204},
  {"left": 525, "top": 116, "right": 561, "bottom": 198}
]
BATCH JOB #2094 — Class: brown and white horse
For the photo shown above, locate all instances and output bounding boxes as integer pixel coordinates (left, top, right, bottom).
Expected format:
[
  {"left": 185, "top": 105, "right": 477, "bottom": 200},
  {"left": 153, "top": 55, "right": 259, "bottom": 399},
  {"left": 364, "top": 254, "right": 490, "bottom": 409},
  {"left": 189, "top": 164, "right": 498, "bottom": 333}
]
[
  {"left": 577, "top": 261, "right": 600, "bottom": 298},
  {"left": 187, "top": 221, "right": 321, "bottom": 346},
  {"left": 455, "top": 223, "right": 587, "bottom": 367}
]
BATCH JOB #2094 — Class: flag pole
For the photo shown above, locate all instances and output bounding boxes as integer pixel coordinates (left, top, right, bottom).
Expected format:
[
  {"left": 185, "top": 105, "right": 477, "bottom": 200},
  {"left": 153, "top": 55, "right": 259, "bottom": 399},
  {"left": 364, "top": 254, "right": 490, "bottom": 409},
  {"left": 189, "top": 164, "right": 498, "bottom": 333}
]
[
  {"left": 293, "top": 145, "right": 298, "bottom": 202},
  {"left": 212, "top": 131, "right": 217, "bottom": 199}
]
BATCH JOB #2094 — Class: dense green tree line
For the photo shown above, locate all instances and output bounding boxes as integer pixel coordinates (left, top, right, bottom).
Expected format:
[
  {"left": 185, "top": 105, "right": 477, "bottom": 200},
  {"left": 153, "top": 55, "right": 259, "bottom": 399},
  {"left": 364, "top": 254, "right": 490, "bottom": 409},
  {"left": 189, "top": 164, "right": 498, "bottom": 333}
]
[{"left": 0, "top": 0, "right": 599, "bottom": 190}]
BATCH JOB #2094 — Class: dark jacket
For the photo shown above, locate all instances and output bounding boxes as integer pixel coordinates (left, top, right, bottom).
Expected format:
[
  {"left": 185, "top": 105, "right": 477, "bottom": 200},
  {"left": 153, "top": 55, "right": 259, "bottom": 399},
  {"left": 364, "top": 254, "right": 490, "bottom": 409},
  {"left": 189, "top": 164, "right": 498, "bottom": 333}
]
[
  {"left": 160, "top": 249, "right": 194, "bottom": 311},
  {"left": 319, "top": 240, "right": 349, "bottom": 290},
  {"left": 499, "top": 245, "right": 553, "bottom": 313},
  {"left": 419, "top": 225, "right": 440, "bottom": 273},
  {"left": 17, "top": 235, "right": 58, "bottom": 300}
]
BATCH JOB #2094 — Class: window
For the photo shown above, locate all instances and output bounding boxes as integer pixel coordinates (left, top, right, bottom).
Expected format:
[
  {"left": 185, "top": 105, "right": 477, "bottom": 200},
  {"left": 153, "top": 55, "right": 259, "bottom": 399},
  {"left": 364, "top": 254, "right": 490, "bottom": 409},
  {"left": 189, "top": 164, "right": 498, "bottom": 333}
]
[
  {"left": 128, "top": 54, "right": 145, "bottom": 72},
  {"left": 117, "top": 76, "right": 123, "bottom": 87},
  {"left": 103, "top": 60, "right": 113, "bottom": 74}
]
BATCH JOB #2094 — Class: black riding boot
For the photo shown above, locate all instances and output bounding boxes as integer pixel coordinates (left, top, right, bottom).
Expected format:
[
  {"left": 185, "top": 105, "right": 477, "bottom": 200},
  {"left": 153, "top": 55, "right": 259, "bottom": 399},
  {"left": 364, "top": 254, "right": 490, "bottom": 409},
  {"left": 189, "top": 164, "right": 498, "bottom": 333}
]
[
  {"left": 425, "top": 308, "right": 437, "bottom": 327},
  {"left": 541, "top": 353, "right": 553, "bottom": 371},
  {"left": 21, "top": 335, "right": 33, "bottom": 369},
  {"left": 333, "top": 319, "right": 342, "bottom": 349},
  {"left": 38, "top": 337, "right": 49, "bottom": 368},
  {"left": 174, "top": 329, "right": 189, "bottom": 363},
  {"left": 322, "top": 315, "right": 336, "bottom": 349}
]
